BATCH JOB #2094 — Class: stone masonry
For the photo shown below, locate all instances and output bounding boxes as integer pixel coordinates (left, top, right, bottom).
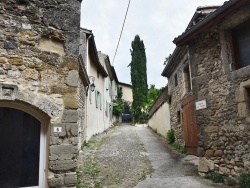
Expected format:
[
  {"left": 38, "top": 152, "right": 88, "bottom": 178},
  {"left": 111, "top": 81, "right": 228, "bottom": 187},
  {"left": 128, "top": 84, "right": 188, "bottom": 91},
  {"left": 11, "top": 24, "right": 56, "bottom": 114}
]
[
  {"left": 192, "top": 5, "right": 250, "bottom": 176},
  {"left": 0, "top": 0, "right": 84, "bottom": 187}
]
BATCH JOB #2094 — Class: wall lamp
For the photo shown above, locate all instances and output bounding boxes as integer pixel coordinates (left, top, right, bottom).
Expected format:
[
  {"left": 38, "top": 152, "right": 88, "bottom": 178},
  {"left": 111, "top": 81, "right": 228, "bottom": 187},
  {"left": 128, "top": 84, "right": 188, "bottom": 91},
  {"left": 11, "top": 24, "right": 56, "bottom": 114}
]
[{"left": 86, "top": 76, "right": 95, "bottom": 96}]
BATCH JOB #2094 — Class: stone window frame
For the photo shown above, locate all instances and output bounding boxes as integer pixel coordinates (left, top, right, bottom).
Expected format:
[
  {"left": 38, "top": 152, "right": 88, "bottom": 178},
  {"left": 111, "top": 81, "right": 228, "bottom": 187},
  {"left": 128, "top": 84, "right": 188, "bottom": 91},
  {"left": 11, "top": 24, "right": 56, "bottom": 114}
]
[
  {"left": 236, "top": 79, "right": 250, "bottom": 122},
  {"left": 174, "top": 73, "right": 178, "bottom": 87},
  {"left": 183, "top": 60, "right": 192, "bottom": 94},
  {"left": 220, "top": 6, "right": 250, "bottom": 73}
]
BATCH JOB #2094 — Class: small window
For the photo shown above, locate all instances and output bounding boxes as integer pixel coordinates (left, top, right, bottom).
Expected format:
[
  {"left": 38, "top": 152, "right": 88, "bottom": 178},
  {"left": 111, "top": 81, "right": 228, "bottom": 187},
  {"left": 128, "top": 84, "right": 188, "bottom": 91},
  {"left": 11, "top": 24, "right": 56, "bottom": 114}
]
[
  {"left": 232, "top": 20, "right": 250, "bottom": 69},
  {"left": 184, "top": 64, "right": 191, "bottom": 92},
  {"left": 174, "top": 74, "right": 178, "bottom": 87},
  {"left": 177, "top": 110, "right": 181, "bottom": 123}
]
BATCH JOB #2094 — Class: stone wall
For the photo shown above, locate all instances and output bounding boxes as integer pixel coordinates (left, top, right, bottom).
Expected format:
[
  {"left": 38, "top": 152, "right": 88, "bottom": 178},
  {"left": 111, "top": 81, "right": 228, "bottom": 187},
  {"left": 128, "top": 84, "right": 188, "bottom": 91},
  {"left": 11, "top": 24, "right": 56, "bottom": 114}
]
[
  {"left": 167, "top": 47, "right": 188, "bottom": 146},
  {"left": 190, "top": 5, "right": 250, "bottom": 176},
  {"left": 0, "top": 0, "right": 83, "bottom": 187}
]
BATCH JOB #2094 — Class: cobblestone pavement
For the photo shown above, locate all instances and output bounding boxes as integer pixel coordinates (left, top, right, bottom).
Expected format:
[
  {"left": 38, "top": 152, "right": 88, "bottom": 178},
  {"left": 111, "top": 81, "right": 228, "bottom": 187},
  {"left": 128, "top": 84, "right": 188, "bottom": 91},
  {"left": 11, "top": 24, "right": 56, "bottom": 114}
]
[{"left": 78, "top": 125, "right": 224, "bottom": 188}]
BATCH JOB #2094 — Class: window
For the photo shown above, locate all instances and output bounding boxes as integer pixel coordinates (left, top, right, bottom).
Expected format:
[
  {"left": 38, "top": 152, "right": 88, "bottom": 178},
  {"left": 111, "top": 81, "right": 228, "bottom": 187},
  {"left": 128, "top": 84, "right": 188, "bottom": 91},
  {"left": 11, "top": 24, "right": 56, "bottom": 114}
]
[
  {"left": 232, "top": 20, "right": 250, "bottom": 69},
  {"left": 95, "top": 90, "right": 102, "bottom": 110},
  {"left": 177, "top": 110, "right": 181, "bottom": 123},
  {"left": 174, "top": 73, "right": 178, "bottom": 87},
  {"left": 183, "top": 64, "right": 191, "bottom": 92}
]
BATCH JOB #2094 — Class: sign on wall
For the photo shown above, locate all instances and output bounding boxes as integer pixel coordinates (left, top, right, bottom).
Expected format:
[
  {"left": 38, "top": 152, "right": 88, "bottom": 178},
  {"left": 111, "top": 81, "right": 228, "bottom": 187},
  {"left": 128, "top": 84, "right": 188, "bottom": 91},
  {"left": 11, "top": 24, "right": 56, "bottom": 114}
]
[
  {"left": 196, "top": 100, "right": 207, "bottom": 110},
  {"left": 54, "top": 126, "right": 62, "bottom": 133}
]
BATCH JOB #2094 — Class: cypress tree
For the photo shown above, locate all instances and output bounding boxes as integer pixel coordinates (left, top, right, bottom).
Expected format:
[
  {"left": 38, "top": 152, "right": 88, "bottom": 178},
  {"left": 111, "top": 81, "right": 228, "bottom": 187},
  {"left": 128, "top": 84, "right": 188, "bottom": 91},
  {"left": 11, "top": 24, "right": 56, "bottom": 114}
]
[{"left": 129, "top": 35, "right": 148, "bottom": 121}]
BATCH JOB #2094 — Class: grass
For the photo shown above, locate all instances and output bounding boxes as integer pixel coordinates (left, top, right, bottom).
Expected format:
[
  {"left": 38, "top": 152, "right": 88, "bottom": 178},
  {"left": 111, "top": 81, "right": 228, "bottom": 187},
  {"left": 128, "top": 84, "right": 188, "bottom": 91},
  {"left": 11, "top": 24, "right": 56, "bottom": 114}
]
[
  {"left": 239, "top": 173, "right": 250, "bottom": 188},
  {"left": 77, "top": 156, "right": 102, "bottom": 188},
  {"left": 204, "top": 172, "right": 224, "bottom": 183},
  {"left": 171, "top": 142, "right": 186, "bottom": 154}
]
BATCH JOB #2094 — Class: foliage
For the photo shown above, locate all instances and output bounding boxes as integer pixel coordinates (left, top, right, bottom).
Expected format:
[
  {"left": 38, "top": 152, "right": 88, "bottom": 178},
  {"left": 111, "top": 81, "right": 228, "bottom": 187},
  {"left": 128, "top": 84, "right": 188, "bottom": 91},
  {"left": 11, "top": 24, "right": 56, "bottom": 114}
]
[
  {"left": 123, "top": 100, "right": 132, "bottom": 114},
  {"left": 204, "top": 172, "right": 224, "bottom": 183},
  {"left": 164, "top": 53, "right": 172, "bottom": 65},
  {"left": 166, "top": 129, "right": 175, "bottom": 144},
  {"left": 112, "top": 87, "right": 123, "bottom": 117},
  {"left": 144, "top": 84, "right": 163, "bottom": 111},
  {"left": 225, "top": 177, "right": 237, "bottom": 186},
  {"left": 165, "top": 93, "right": 172, "bottom": 104},
  {"left": 171, "top": 142, "right": 186, "bottom": 154},
  {"left": 129, "top": 35, "right": 148, "bottom": 122},
  {"left": 77, "top": 157, "right": 102, "bottom": 188},
  {"left": 239, "top": 173, "right": 250, "bottom": 188}
]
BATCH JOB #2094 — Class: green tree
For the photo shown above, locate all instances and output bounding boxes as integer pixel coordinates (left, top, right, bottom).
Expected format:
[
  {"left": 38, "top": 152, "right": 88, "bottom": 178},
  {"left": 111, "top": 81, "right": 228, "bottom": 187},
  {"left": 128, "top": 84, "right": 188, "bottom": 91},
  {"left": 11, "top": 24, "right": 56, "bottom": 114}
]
[
  {"left": 128, "top": 35, "right": 148, "bottom": 122},
  {"left": 112, "top": 87, "right": 123, "bottom": 117},
  {"left": 144, "top": 84, "right": 163, "bottom": 111}
]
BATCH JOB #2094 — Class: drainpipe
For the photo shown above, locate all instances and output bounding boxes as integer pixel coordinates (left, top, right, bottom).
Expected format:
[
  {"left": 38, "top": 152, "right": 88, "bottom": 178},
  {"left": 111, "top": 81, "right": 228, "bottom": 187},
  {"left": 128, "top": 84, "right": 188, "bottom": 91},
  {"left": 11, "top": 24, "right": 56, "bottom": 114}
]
[{"left": 85, "top": 34, "right": 92, "bottom": 142}]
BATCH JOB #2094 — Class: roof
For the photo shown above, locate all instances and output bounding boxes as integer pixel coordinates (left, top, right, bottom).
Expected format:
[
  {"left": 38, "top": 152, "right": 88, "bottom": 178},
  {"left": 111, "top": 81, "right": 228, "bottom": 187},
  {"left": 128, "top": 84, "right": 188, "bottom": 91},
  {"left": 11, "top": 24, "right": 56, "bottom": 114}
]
[
  {"left": 78, "top": 54, "right": 90, "bottom": 87},
  {"left": 161, "top": 46, "right": 188, "bottom": 78},
  {"left": 118, "top": 82, "right": 132, "bottom": 88},
  {"left": 111, "top": 66, "right": 119, "bottom": 83},
  {"left": 98, "top": 52, "right": 114, "bottom": 81},
  {"left": 173, "top": 0, "right": 250, "bottom": 46},
  {"left": 80, "top": 28, "right": 108, "bottom": 77}
]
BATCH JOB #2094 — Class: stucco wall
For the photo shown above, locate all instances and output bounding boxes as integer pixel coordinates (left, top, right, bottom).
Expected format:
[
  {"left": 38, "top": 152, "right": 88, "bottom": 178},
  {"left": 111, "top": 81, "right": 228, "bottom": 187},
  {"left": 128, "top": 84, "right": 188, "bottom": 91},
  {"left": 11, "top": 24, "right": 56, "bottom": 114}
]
[
  {"left": 119, "top": 84, "right": 133, "bottom": 102},
  {"left": 148, "top": 102, "right": 171, "bottom": 138}
]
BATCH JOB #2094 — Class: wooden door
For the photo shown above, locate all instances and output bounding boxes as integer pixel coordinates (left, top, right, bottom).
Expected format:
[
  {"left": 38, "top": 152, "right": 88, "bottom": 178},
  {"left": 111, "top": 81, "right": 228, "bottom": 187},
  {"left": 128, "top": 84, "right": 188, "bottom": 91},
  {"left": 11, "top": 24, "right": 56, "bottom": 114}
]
[{"left": 182, "top": 95, "right": 199, "bottom": 156}]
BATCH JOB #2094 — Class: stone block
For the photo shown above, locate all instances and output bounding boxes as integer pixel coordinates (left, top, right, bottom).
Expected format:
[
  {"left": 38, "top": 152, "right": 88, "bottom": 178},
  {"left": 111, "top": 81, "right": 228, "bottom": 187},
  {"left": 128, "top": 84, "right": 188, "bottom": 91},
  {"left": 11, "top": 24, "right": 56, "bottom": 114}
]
[
  {"left": 238, "top": 102, "right": 250, "bottom": 117},
  {"left": 62, "top": 109, "right": 78, "bottom": 123},
  {"left": 51, "top": 85, "right": 76, "bottom": 94},
  {"left": 49, "top": 159, "right": 77, "bottom": 171},
  {"left": 48, "top": 176, "right": 64, "bottom": 187},
  {"left": 66, "top": 123, "right": 78, "bottom": 136},
  {"left": 198, "top": 157, "right": 214, "bottom": 173},
  {"left": 204, "top": 126, "right": 219, "bottom": 133},
  {"left": 236, "top": 88, "right": 249, "bottom": 102},
  {"left": 214, "top": 150, "right": 224, "bottom": 157},
  {"left": 205, "top": 150, "right": 214, "bottom": 158},
  {"left": 50, "top": 144, "right": 78, "bottom": 155},
  {"left": 0, "top": 57, "right": 8, "bottom": 64},
  {"left": 64, "top": 94, "right": 78, "bottom": 109},
  {"left": 219, "top": 166, "right": 230, "bottom": 175},
  {"left": 64, "top": 172, "right": 77, "bottom": 186},
  {"left": 8, "top": 70, "right": 20, "bottom": 78},
  {"left": 9, "top": 56, "right": 23, "bottom": 65},
  {"left": 58, "top": 154, "right": 74, "bottom": 160},
  {"left": 66, "top": 70, "right": 78, "bottom": 87},
  {"left": 22, "top": 68, "right": 39, "bottom": 80}
]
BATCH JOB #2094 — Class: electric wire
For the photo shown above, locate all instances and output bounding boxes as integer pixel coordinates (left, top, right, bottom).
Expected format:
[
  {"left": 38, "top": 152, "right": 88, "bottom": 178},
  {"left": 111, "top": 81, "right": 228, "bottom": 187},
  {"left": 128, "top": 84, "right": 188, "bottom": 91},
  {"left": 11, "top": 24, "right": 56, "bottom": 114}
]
[{"left": 112, "top": 0, "right": 131, "bottom": 65}]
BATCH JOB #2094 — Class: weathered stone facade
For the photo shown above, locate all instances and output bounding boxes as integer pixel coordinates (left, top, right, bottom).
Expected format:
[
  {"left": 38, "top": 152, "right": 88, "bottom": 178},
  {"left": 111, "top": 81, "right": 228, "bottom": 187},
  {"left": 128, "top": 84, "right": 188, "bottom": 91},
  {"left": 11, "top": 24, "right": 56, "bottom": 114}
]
[
  {"left": 0, "top": 0, "right": 85, "bottom": 187},
  {"left": 165, "top": 47, "right": 189, "bottom": 145},
  {"left": 191, "top": 4, "right": 250, "bottom": 176},
  {"left": 164, "top": 1, "right": 250, "bottom": 177}
]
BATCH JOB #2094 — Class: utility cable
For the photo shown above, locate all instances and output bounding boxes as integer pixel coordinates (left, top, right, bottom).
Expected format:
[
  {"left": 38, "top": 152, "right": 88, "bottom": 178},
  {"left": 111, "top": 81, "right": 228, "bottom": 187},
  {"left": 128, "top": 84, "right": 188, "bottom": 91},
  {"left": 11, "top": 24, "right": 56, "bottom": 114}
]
[{"left": 112, "top": 0, "right": 131, "bottom": 65}]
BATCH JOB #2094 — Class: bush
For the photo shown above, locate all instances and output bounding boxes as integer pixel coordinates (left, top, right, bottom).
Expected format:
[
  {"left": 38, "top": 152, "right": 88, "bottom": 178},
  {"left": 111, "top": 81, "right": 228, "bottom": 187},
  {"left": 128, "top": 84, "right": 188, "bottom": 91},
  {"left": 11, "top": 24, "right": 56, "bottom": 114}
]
[
  {"left": 171, "top": 142, "right": 186, "bottom": 154},
  {"left": 166, "top": 129, "right": 175, "bottom": 144},
  {"left": 204, "top": 172, "right": 224, "bottom": 183},
  {"left": 225, "top": 177, "right": 237, "bottom": 186},
  {"left": 239, "top": 173, "right": 250, "bottom": 188}
]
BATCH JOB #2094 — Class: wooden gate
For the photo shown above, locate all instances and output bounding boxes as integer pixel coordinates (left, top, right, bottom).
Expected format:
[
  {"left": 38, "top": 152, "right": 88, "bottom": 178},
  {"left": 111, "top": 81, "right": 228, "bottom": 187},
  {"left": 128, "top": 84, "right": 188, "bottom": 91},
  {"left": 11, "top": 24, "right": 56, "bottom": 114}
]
[{"left": 182, "top": 95, "right": 199, "bottom": 156}]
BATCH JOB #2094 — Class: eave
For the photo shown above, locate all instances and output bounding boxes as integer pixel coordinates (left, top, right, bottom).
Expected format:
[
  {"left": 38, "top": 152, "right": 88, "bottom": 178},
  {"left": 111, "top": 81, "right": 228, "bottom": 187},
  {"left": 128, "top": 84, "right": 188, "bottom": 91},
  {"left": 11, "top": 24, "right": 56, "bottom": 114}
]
[{"left": 173, "top": 0, "right": 249, "bottom": 46}]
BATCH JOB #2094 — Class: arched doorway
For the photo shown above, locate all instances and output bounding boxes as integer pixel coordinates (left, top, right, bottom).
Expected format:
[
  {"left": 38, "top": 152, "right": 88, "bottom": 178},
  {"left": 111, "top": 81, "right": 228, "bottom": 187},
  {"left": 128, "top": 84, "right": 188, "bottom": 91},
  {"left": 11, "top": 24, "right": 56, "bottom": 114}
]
[{"left": 0, "top": 102, "right": 48, "bottom": 188}]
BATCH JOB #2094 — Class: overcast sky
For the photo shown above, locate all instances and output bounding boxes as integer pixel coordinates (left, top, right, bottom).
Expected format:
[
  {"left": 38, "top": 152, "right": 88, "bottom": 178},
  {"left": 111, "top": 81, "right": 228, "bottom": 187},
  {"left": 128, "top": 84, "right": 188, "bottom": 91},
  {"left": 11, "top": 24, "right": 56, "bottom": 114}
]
[{"left": 81, "top": 0, "right": 226, "bottom": 88}]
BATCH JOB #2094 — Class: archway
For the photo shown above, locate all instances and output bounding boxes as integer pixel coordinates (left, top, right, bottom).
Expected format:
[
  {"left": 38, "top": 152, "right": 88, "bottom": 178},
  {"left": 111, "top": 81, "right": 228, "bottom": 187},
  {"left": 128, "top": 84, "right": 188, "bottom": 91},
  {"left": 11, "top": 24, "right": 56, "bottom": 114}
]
[{"left": 0, "top": 102, "right": 49, "bottom": 188}]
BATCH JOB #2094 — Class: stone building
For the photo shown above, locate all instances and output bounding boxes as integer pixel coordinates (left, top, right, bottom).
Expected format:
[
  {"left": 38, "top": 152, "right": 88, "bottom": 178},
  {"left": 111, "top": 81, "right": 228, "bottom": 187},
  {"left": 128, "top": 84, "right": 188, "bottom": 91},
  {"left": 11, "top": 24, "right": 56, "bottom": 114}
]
[
  {"left": 162, "top": 0, "right": 250, "bottom": 176},
  {"left": 0, "top": 0, "right": 88, "bottom": 187}
]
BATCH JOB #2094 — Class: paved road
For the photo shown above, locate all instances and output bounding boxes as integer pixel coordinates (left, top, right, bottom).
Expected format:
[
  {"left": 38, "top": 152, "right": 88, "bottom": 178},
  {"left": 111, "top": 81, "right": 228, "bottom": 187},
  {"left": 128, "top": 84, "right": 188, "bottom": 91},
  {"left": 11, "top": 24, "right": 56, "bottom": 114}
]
[
  {"left": 133, "top": 125, "right": 219, "bottom": 188},
  {"left": 79, "top": 124, "right": 221, "bottom": 188}
]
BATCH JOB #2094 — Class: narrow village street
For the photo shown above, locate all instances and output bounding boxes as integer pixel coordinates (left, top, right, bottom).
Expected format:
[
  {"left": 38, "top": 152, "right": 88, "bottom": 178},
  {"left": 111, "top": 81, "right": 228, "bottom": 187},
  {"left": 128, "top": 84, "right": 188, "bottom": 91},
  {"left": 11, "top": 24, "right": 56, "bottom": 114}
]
[{"left": 78, "top": 125, "right": 223, "bottom": 188}]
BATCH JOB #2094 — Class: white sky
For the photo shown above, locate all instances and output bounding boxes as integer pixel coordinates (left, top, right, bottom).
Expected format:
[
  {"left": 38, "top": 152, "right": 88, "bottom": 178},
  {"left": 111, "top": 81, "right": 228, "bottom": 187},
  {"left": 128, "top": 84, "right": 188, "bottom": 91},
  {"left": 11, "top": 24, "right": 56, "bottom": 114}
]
[{"left": 81, "top": 0, "right": 226, "bottom": 88}]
